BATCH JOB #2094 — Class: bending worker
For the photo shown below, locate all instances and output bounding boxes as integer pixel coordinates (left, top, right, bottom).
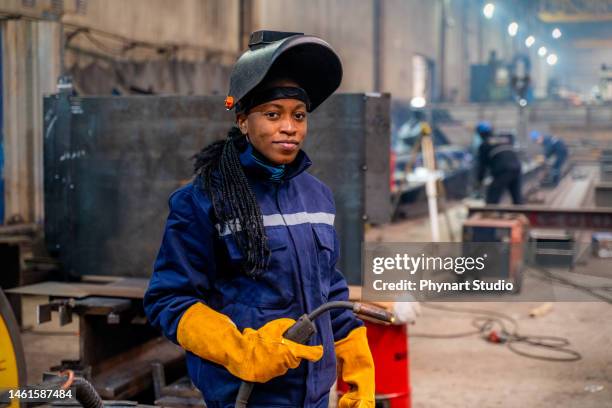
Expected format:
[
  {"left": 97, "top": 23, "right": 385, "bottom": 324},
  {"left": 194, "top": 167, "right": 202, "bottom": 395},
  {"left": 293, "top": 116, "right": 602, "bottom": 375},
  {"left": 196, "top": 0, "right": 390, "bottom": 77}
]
[
  {"left": 474, "top": 122, "right": 523, "bottom": 204},
  {"left": 143, "top": 31, "right": 374, "bottom": 408},
  {"left": 530, "top": 130, "right": 568, "bottom": 185}
]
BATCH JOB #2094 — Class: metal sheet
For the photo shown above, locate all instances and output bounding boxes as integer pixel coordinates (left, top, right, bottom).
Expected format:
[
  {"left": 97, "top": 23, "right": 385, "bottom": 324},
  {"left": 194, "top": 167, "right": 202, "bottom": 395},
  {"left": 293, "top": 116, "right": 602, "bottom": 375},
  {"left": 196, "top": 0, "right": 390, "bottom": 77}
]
[
  {"left": 44, "top": 93, "right": 391, "bottom": 284},
  {"left": 6, "top": 279, "right": 148, "bottom": 299},
  {"left": 305, "top": 93, "right": 391, "bottom": 283},
  {"left": 595, "top": 182, "right": 612, "bottom": 207}
]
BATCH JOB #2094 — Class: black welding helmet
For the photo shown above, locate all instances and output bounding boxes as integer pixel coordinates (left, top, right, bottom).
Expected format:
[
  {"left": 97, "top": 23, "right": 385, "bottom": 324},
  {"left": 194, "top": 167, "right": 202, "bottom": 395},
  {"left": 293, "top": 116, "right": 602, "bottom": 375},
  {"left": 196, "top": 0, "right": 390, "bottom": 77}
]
[{"left": 224, "top": 30, "right": 343, "bottom": 113}]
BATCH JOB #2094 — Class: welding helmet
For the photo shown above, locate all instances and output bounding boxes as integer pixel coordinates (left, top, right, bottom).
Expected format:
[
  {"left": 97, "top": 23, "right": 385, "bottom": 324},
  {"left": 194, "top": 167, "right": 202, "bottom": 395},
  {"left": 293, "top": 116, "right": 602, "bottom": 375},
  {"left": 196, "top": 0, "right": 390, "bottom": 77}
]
[
  {"left": 475, "top": 121, "right": 493, "bottom": 137},
  {"left": 224, "top": 30, "right": 343, "bottom": 113}
]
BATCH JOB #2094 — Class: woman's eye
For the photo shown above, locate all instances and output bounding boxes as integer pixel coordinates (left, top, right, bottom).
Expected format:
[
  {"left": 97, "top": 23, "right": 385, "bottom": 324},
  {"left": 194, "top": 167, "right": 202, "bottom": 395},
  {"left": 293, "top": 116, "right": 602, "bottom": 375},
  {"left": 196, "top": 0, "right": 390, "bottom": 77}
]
[
  {"left": 294, "top": 112, "right": 306, "bottom": 121},
  {"left": 265, "top": 112, "right": 280, "bottom": 119}
]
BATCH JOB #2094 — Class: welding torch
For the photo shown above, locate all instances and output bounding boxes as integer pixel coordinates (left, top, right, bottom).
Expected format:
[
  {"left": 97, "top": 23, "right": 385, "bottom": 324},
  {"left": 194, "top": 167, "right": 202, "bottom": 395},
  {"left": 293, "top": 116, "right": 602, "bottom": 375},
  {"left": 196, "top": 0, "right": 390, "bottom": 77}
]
[{"left": 234, "top": 300, "right": 395, "bottom": 408}]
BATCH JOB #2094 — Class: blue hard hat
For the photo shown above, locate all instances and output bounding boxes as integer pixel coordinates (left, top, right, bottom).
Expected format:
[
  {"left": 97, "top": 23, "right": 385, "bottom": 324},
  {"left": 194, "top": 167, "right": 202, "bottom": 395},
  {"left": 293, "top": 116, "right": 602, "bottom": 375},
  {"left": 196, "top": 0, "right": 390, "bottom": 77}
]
[
  {"left": 475, "top": 121, "right": 493, "bottom": 135},
  {"left": 530, "top": 130, "right": 541, "bottom": 141}
]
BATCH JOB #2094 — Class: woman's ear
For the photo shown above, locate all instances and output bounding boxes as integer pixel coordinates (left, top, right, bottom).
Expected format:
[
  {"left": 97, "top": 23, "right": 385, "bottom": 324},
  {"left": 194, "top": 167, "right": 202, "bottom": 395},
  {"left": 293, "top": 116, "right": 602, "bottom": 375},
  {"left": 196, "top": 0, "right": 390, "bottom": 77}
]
[{"left": 236, "top": 114, "right": 248, "bottom": 135}]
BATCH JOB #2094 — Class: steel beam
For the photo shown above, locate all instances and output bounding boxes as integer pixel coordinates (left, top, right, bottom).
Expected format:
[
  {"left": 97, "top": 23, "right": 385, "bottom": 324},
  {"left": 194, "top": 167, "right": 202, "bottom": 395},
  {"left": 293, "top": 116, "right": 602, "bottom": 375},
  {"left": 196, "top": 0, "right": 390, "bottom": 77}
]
[{"left": 468, "top": 205, "right": 612, "bottom": 230}]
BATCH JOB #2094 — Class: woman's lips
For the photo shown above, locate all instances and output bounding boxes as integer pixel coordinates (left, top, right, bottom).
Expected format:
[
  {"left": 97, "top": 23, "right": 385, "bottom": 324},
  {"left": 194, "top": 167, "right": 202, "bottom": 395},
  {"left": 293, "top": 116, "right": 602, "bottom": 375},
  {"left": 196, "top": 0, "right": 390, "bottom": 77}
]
[{"left": 273, "top": 141, "right": 299, "bottom": 151}]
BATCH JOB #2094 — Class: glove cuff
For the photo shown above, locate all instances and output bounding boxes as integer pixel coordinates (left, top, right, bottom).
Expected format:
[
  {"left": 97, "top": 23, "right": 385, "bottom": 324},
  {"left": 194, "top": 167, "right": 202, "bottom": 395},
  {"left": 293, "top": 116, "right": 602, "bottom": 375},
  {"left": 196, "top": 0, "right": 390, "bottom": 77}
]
[
  {"left": 335, "top": 325, "right": 367, "bottom": 349},
  {"left": 177, "top": 302, "right": 242, "bottom": 366},
  {"left": 334, "top": 326, "right": 375, "bottom": 403}
]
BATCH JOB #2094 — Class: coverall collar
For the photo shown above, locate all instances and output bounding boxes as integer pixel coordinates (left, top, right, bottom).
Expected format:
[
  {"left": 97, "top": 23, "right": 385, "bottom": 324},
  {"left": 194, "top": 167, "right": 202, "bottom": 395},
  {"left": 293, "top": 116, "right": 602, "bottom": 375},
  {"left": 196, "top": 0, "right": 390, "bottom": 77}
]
[{"left": 239, "top": 142, "right": 312, "bottom": 182}]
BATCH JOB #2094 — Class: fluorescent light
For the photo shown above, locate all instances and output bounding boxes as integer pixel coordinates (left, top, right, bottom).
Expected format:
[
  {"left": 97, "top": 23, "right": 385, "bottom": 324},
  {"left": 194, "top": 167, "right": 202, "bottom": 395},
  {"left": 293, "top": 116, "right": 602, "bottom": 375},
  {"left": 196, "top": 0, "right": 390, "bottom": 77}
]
[
  {"left": 546, "top": 54, "right": 558, "bottom": 65},
  {"left": 410, "top": 97, "right": 427, "bottom": 108},
  {"left": 525, "top": 36, "right": 535, "bottom": 48},
  {"left": 483, "top": 3, "right": 495, "bottom": 19},
  {"left": 552, "top": 28, "right": 562, "bottom": 39},
  {"left": 508, "top": 22, "right": 518, "bottom": 37},
  {"left": 538, "top": 46, "right": 547, "bottom": 57}
]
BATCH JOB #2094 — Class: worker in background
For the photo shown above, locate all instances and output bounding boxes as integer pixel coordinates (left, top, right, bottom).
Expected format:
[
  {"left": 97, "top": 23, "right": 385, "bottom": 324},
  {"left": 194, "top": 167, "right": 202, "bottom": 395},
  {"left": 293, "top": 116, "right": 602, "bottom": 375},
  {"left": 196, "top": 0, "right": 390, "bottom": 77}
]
[
  {"left": 143, "top": 31, "right": 375, "bottom": 408},
  {"left": 530, "top": 130, "right": 568, "bottom": 186},
  {"left": 474, "top": 122, "right": 523, "bottom": 204}
]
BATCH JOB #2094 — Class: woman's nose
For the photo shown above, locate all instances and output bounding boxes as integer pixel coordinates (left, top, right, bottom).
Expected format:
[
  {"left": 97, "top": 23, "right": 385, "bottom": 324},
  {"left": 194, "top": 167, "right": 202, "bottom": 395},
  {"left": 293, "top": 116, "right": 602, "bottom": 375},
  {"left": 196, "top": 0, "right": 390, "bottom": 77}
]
[{"left": 279, "top": 117, "right": 296, "bottom": 134}]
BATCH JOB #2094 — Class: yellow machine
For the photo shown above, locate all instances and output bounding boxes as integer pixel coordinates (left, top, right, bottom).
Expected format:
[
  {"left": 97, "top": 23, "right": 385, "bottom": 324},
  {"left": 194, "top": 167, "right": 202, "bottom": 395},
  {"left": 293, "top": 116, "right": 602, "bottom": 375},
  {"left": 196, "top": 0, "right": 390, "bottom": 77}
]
[{"left": 0, "top": 289, "right": 26, "bottom": 408}]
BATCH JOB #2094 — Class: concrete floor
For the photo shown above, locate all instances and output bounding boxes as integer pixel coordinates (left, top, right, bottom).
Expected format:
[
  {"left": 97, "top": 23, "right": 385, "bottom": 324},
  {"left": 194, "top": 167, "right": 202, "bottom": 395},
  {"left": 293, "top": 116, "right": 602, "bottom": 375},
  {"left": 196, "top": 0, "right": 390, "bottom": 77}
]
[{"left": 408, "top": 301, "right": 612, "bottom": 408}]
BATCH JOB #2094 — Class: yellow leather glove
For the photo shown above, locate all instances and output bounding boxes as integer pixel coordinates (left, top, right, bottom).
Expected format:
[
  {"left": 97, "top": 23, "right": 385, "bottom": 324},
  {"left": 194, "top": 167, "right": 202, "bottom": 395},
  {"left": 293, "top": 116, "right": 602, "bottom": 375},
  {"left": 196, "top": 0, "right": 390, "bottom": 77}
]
[
  {"left": 177, "top": 302, "right": 323, "bottom": 383},
  {"left": 335, "top": 326, "right": 375, "bottom": 408}
]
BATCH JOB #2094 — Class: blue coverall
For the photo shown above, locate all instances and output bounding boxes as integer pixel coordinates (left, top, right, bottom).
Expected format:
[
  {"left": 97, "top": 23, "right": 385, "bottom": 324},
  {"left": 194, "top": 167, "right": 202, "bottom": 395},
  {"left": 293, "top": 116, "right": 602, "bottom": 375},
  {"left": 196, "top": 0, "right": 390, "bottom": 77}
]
[
  {"left": 477, "top": 134, "right": 523, "bottom": 204},
  {"left": 542, "top": 135, "right": 568, "bottom": 185}
]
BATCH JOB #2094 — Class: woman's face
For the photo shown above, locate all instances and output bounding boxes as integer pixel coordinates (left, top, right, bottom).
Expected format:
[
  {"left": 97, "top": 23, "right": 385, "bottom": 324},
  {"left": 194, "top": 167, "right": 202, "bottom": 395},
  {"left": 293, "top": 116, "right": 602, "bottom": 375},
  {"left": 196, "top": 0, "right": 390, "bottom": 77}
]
[{"left": 237, "top": 83, "right": 308, "bottom": 165}]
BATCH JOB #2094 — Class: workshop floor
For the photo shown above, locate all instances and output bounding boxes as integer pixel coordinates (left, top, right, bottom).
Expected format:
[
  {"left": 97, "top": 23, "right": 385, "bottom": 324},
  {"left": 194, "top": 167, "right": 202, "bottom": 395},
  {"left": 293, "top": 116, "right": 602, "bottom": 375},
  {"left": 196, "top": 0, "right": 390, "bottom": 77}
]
[{"left": 408, "top": 301, "right": 612, "bottom": 408}]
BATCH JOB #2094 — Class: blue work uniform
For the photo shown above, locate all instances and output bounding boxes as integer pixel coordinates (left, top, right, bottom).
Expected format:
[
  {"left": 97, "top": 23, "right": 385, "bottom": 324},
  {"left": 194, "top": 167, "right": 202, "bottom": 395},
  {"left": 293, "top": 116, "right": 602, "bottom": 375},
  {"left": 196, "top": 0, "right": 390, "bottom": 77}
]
[
  {"left": 542, "top": 135, "right": 568, "bottom": 185},
  {"left": 476, "top": 134, "right": 523, "bottom": 204},
  {"left": 143, "top": 142, "right": 362, "bottom": 408}
]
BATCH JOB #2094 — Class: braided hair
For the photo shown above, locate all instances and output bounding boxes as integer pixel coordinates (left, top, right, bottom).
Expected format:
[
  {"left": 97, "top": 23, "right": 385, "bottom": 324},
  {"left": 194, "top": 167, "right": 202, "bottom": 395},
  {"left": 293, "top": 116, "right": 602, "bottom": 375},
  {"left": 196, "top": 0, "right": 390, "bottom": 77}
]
[{"left": 193, "top": 127, "right": 270, "bottom": 278}]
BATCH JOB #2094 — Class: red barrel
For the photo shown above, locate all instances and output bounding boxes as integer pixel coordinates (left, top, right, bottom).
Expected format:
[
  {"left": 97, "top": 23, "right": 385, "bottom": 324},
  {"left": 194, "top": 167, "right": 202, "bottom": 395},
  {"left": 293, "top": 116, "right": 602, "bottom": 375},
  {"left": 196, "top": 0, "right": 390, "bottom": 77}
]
[{"left": 338, "top": 321, "right": 411, "bottom": 407}]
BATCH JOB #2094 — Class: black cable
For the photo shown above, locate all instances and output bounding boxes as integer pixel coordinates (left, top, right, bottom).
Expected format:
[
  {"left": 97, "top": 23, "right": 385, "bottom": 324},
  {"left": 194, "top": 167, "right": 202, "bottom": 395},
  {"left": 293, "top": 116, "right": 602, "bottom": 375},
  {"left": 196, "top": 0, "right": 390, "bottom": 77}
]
[
  {"left": 308, "top": 301, "right": 354, "bottom": 321},
  {"left": 410, "top": 303, "right": 582, "bottom": 362}
]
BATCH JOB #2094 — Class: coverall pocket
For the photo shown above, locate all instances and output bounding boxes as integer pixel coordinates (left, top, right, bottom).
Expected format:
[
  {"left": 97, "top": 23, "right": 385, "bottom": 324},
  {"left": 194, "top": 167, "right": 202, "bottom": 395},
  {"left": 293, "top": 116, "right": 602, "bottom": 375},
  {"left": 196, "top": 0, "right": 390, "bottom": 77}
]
[
  {"left": 221, "top": 229, "right": 288, "bottom": 262},
  {"left": 312, "top": 224, "right": 335, "bottom": 301},
  {"left": 222, "top": 234, "right": 244, "bottom": 264},
  {"left": 218, "top": 228, "right": 294, "bottom": 308}
]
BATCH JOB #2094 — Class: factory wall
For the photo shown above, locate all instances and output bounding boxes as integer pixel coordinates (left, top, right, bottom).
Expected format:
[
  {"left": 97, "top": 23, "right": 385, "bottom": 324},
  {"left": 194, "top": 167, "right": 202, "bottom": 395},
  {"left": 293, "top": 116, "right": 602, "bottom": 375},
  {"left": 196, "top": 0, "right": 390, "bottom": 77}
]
[
  {"left": 379, "top": 0, "right": 441, "bottom": 101},
  {"left": 1, "top": 0, "right": 519, "bottom": 102},
  {"left": 2, "top": 0, "right": 241, "bottom": 60},
  {"left": 445, "top": 0, "right": 478, "bottom": 103},
  {"left": 63, "top": 0, "right": 240, "bottom": 58},
  {"left": 556, "top": 46, "right": 612, "bottom": 97},
  {"left": 250, "top": 0, "right": 511, "bottom": 103},
  {"left": 60, "top": 0, "right": 239, "bottom": 95}
]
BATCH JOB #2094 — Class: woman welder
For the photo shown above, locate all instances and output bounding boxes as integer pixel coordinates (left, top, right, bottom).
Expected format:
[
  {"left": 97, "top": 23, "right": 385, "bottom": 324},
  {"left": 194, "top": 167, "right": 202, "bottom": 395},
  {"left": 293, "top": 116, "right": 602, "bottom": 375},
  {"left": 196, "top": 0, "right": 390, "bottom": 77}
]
[{"left": 143, "top": 31, "right": 375, "bottom": 408}]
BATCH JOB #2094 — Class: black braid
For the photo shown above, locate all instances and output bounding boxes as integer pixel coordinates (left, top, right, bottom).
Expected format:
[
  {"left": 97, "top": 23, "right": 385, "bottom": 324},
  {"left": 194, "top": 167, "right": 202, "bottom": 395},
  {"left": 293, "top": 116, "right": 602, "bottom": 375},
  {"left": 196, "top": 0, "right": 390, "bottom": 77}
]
[{"left": 193, "top": 127, "right": 270, "bottom": 278}]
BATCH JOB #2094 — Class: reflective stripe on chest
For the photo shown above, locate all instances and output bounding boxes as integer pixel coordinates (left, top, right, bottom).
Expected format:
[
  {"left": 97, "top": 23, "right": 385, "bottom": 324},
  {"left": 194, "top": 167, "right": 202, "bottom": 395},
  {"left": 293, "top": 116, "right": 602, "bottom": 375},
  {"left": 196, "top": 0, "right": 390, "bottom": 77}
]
[{"left": 215, "top": 212, "right": 335, "bottom": 237}]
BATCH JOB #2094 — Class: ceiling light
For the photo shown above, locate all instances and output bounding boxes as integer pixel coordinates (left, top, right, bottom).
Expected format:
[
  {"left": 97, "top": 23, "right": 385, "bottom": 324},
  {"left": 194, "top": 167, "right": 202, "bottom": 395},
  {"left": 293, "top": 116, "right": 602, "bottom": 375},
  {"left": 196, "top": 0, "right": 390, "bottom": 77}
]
[
  {"left": 410, "top": 97, "right": 426, "bottom": 108},
  {"left": 508, "top": 22, "right": 518, "bottom": 37}
]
